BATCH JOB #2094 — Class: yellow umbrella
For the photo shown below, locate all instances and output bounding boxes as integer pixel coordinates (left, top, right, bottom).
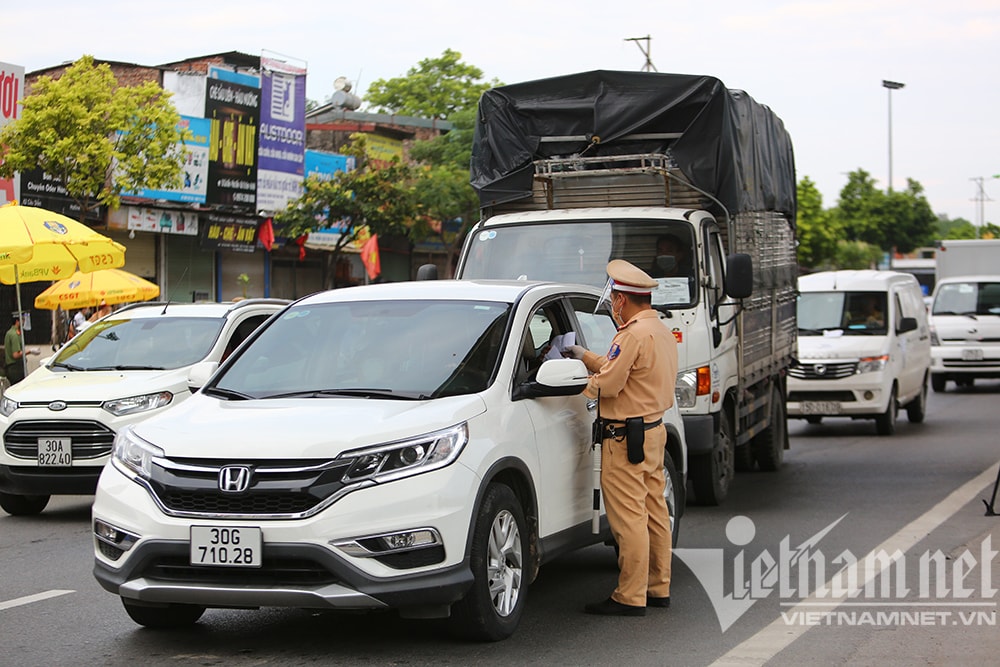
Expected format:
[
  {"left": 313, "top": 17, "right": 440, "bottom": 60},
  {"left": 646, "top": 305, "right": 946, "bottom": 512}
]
[
  {"left": 0, "top": 201, "right": 126, "bottom": 377},
  {"left": 34, "top": 269, "right": 159, "bottom": 310}
]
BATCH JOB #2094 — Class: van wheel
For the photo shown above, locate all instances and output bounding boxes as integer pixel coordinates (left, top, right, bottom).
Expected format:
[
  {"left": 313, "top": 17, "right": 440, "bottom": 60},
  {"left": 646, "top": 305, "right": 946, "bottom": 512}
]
[
  {"left": 906, "top": 374, "right": 928, "bottom": 423},
  {"left": 451, "top": 484, "right": 528, "bottom": 641},
  {"left": 752, "top": 386, "right": 786, "bottom": 471},
  {"left": 122, "top": 599, "right": 205, "bottom": 628},
  {"left": 930, "top": 374, "right": 946, "bottom": 393},
  {"left": 875, "top": 386, "right": 897, "bottom": 436},
  {"left": 691, "top": 409, "right": 734, "bottom": 506},
  {"left": 0, "top": 492, "right": 50, "bottom": 516}
]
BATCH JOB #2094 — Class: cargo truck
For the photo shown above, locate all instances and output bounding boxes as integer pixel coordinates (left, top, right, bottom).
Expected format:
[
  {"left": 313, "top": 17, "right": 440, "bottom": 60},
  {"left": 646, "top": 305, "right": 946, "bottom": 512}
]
[
  {"left": 454, "top": 71, "right": 798, "bottom": 505},
  {"left": 928, "top": 239, "right": 1000, "bottom": 391}
]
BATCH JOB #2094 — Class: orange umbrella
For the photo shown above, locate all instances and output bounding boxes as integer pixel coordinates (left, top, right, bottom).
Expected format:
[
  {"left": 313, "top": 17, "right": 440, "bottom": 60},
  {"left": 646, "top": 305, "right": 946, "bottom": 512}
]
[{"left": 34, "top": 269, "right": 159, "bottom": 310}]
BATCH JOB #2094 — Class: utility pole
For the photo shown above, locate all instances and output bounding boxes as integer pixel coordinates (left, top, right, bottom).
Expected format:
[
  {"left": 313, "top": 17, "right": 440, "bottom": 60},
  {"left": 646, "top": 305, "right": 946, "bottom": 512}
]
[
  {"left": 625, "top": 36, "right": 657, "bottom": 72},
  {"left": 970, "top": 175, "right": 999, "bottom": 239}
]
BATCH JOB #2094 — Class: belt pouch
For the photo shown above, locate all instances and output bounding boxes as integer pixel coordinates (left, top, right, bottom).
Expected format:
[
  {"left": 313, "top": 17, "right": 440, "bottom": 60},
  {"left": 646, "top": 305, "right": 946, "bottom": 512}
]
[{"left": 625, "top": 417, "right": 645, "bottom": 464}]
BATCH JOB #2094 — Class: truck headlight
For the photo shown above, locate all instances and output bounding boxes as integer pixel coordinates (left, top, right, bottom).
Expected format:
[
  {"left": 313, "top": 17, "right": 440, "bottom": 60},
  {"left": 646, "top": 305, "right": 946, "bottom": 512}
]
[
  {"left": 856, "top": 355, "right": 889, "bottom": 374},
  {"left": 930, "top": 328, "right": 940, "bottom": 346},
  {"left": 112, "top": 426, "right": 163, "bottom": 480},
  {"left": 675, "top": 371, "right": 698, "bottom": 408},
  {"left": 0, "top": 395, "right": 17, "bottom": 417},
  {"left": 103, "top": 391, "right": 173, "bottom": 416},
  {"left": 340, "top": 423, "right": 468, "bottom": 484}
]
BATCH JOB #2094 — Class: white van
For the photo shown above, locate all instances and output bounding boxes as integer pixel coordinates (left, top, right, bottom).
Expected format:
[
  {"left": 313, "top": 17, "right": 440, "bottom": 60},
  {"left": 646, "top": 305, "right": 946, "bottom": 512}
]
[
  {"left": 788, "top": 271, "right": 931, "bottom": 435},
  {"left": 928, "top": 275, "right": 1000, "bottom": 392}
]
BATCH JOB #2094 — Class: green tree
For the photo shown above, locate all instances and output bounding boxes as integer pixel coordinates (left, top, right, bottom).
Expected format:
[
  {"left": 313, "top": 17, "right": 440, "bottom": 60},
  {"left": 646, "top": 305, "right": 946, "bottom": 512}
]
[
  {"left": 834, "top": 169, "right": 936, "bottom": 254},
  {"left": 795, "top": 176, "right": 839, "bottom": 269},
  {"left": 274, "top": 135, "right": 420, "bottom": 288},
  {"left": 365, "top": 49, "right": 499, "bottom": 119},
  {"left": 835, "top": 239, "right": 883, "bottom": 269},
  {"left": 936, "top": 216, "right": 976, "bottom": 240},
  {"left": 0, "top": 55, "right": 186, "bottom": 221}
]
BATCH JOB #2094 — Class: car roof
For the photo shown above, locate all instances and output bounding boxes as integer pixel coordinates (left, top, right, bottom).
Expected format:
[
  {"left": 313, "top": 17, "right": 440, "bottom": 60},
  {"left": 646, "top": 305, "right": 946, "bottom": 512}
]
[
  {"left": 107, "top": 299, "right": 289, "bottom": 320},
  {"left": 294, "top": 279, "right": 602, "bottom": 306},
  {"left": 799, "top": 270, "right": 919, "bottom": 292}
]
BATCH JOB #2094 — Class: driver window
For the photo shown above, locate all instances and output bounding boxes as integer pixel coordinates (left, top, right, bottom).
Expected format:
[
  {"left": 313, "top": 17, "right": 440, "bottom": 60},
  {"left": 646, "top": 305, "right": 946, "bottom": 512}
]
[
  {"left": 569, "top": 296, "right": 618, "bottom": 356},
  {"left": 516, "top": 303, "right": 566, "bottom": 384}
]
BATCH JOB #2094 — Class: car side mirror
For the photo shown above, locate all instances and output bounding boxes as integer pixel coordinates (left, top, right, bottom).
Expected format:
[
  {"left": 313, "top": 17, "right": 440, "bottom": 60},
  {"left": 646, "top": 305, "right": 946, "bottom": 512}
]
[
  {"left": 897, "top": 316, "right": 918, "bottom": 334},
  {"left": 416, "top": 264, "right": 438, "bottom": 280},
  {"left": 187, "top": 361, "right": 219, "bottom": 392},
  {"left": 514, "top": 358, "right": 588, "bottom": 400},
  {"left": 725, "top": 253, "right": 753, "bottom": 299}
]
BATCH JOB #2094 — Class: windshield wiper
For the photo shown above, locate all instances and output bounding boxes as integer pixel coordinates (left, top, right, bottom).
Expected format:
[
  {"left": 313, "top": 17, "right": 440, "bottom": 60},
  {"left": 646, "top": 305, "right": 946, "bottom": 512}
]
[
  {"left": 50, "top": 361, "right": 86, "bottom": 371},
  {"left": 261, "top": 388, "right": 416, "bottom": 400},
  {"left": 797, "top": 328, "right": 830, "bottom": 335},
  {"left": 86, "top": 365, "right": 166, "bottom": 371},
  {"left": 202, "top": 386, "right": 253, "bottom": 401}
]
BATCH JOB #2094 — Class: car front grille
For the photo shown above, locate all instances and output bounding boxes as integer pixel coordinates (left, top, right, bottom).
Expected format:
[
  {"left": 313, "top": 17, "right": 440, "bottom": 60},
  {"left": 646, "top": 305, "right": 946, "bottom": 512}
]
[
  {"left": 146, "top": 458, "right": 356, "bottom": 518},
  {"left": 789, "top": 362, "right": 858, "bottom": 380},
  {"left": 142, "top": 554, "right": 338, "bottom": 586},
  {"left": 788, "top": 391, "right": 857, "bottom": 403},
  {"left": 3, "top": 420, "right": 115, "bottom": 459}
]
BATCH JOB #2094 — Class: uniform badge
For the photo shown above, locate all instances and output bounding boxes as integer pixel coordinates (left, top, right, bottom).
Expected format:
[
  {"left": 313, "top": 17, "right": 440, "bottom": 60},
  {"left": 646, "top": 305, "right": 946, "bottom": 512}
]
[{"left": 607, "top": 343, "right": 621, "bottom": 360}]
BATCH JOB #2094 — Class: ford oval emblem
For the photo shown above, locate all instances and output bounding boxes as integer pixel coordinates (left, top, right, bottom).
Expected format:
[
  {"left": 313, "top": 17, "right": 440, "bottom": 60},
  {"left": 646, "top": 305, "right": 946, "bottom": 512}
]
[{"left": 48, "top": 401, "right": 68, "bottom": 411}]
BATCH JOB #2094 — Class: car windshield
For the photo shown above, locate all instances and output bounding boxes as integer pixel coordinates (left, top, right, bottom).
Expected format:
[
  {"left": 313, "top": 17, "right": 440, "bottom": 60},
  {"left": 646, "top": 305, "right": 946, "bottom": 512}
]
[
  {"left": 52, "top": 316, "right": 225, "bottom": 370},
  {"left": 932, "top": 282, "right": 1000, "bottom": 316},
  {"left": 460, "top": 220, "right": 697, "bottom": 308},
  {"left": 214, "top": 299, "right": 512, "bottom": 400},
  {"left": 797, "top": 291, "right": 888, "bottom": 335}
]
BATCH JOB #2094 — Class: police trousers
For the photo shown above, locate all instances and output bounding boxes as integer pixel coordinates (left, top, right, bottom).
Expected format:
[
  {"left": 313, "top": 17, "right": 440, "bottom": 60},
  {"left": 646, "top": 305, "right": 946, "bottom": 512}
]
[{"left": 602, "top": 423, "right": 672, "bottom": 607}]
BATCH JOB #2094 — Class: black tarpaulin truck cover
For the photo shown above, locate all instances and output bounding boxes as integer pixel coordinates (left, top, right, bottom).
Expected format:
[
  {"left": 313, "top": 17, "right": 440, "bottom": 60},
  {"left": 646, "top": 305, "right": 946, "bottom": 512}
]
[{"left": 470, "top": 70, "right": 796, "bottom": 220}]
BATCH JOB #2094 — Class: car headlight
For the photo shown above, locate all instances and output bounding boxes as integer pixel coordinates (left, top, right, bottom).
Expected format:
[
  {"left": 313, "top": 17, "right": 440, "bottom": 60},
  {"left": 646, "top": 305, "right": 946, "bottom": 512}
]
[
  {"left": 103, "top": 391, "right": 173, "bottom": 417},
  {"left": 930, "top": 328, "right": 940, "bottom": 346},
  {"left": 112, "top": 426, "right": 164, "bottom": 480},
  {"left": 856, "top": 355, "right": 889, "bottom": 374},
  {"left": 340, "top": 423, "right": 468, "bottom": 485},
  {"left": 0, "top": 395, "right": 17, "bottom": 417},
  {"left": 675, "top": 370, "right": 698, "bottom": 408}
]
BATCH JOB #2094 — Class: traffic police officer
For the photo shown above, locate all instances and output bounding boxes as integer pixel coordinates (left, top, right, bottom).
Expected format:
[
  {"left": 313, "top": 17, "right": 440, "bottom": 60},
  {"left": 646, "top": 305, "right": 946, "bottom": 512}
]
[{"left": 566, "top": 259, "right": 678, "bottom": 616}]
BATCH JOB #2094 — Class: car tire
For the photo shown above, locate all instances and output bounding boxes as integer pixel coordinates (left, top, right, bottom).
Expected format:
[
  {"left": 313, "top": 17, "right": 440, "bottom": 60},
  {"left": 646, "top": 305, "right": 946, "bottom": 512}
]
[
  {"left": 451, "top": 483, "right": 528, "bottom": 642},
  {"left": 121, "top": 599, "right": 206, "bottom": 628},
  {"left": 663, "top": 448, "right": 683, "bottom": 547},
  {"left": 0, "top": 492, "right": 50, "bottom": 516},
  {"left": 905, "top": 374, "right": 929, "bottom": 423},
  {"left": 930, "top": 374, "right": 946, "bottom": 393},
  {"left": 690, "top": 408, "right": 734, "bottom": 506},
  {"left": 752, "top": 386, "right": 786, "bottom": 472},
  {"left": 875, "top": 386, "right": 897, "bottom": 436}
]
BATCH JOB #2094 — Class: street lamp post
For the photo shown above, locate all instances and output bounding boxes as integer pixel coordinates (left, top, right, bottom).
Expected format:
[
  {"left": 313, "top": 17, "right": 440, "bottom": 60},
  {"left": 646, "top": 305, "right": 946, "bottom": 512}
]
[{"left": 882, "top": 80, "right": 905, "bottom": 192}]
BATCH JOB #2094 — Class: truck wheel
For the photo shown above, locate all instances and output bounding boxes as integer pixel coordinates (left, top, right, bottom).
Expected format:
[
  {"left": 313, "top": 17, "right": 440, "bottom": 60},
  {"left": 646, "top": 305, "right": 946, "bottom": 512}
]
[
  {"left": 451, "top": 483, "right": 528, "bottom": 641},
  {"left": 121, "top": 599, "right": 205, "bottom": 628},
  {"left": 0, "top": 492, "right": 50, "bottom": 516},
  {"left": 930, "top": 374, "right": 946, "bottom": 393},
  {"left": 663, "top": 448, "right": 683, "bottom": 547},
  {"left": 690, "top": 410, "right": 734, "bottom": 506},
  {"left": 875, "top": 386, "right": 897, "bottom": 436},
  {"left": 752, "top": 386, "right": 786, "bottom": 471},
  {"left": 734, "top": 443, "right": 754, "bottom": 472},
  {"left": 905, "top": 374, "right": 929, "bottom": 423}
]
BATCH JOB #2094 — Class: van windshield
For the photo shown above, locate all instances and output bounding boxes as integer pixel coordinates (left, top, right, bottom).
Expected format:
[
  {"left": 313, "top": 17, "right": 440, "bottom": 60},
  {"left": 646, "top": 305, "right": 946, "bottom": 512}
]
[
  {"left": 798, "top": 292, "right": 888, "bottom": 335},
  {"left": 931, "top": 281, "right": 1000, "bottom": 316},
  {"left": 459, "top": 220, "right": 697, "bottom": 308}
]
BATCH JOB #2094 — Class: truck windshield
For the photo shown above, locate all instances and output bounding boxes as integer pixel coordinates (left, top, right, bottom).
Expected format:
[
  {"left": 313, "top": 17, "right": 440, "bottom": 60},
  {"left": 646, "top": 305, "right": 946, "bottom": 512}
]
[
  {"left": 460, "top": 220, "right": 697, "bottom": 308},
  {"left": 798, "top": 291, "right": 888, "bottom": 335},
  {"left": 932, "top": 282, "right": 1000, "bottom": 316}
]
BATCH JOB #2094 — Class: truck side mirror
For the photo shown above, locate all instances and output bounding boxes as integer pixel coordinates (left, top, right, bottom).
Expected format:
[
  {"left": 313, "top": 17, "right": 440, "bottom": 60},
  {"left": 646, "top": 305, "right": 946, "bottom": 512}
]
[
  {"left": 416, "top": 264, "right": 439, "bottom": 281},
  {"left": 725, "top": 253, "right": 753, "bottom": 299}
]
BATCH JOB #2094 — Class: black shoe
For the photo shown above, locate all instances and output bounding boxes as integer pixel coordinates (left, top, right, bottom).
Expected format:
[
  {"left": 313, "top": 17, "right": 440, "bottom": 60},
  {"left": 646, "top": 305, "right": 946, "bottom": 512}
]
[
  {"left": 584, "top": 597, "right": 646, "bottom": 616},
  {"left": 646, "top": 595, "right": 671, "bottom": 608}
]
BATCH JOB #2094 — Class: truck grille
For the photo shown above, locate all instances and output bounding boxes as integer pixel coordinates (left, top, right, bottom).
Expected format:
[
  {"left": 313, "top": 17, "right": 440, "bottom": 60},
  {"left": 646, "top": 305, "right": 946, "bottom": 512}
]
[
  {"left": 789, "top": 362, "right": 858, "bottom": 380},
  {"left": 3, "top": 420, "right": 115, "bottom": 459},
  {"left": 146, "top": 458, "right": 356, "bottom": 518}
]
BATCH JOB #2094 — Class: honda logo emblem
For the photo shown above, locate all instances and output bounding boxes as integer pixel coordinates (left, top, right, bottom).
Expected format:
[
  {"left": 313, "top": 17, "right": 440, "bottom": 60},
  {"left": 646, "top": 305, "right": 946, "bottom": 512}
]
[{"left": 218, "top": 466, "right": 252, "bottom": 493}]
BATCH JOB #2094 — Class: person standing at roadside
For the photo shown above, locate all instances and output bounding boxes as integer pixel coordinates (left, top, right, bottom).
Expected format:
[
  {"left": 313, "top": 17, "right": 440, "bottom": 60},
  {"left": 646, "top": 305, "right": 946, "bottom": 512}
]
[
  {"left": 564, "top": 259, "right": 679, "bottom": 616},
  {"left": 4, "top": 314, "right": 36, "bottom": 385}
]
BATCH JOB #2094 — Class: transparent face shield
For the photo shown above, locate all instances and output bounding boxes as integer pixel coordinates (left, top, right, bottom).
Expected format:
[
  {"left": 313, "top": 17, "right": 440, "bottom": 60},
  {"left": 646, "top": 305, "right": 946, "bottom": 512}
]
[{"left": 595, "top": 277, "right": 614, "bottom": 315}]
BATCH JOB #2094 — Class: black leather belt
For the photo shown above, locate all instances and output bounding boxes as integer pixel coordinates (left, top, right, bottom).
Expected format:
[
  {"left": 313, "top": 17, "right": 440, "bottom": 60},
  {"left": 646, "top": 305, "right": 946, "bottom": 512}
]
[{"left": 602, "top": 418, "right": 662, "bottom": 439}]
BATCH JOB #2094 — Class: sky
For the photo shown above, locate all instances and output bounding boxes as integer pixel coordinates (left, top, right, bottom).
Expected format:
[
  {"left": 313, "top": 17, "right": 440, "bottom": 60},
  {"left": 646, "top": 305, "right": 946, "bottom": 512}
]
[{"left": 6, "top": 0, "right": 1000, "bottom": 229}]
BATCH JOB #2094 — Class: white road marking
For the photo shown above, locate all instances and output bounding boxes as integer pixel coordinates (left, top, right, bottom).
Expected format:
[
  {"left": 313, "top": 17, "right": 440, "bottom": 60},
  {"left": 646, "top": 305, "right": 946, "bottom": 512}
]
[
  {"left": 0, "top": 589, "right": 75, "bottom": 611},
  {"left": 710, "top": 461, "right": 1000, "bottom": 667}
]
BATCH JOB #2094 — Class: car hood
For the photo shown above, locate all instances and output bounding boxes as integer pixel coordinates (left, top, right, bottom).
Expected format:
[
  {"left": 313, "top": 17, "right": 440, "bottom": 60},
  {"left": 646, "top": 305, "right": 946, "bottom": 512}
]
[
  {"left": 930, "top": 314, "right": 1000, "bottom": 341},
  {"left": 132, "top": 392, "right": 490, "bottom": 459},
  {"left": 6, "top": 366, "right": 194, "bottom": 403},
  {"left": 797, "top": 333, "right": 887, "bottom": 360}
]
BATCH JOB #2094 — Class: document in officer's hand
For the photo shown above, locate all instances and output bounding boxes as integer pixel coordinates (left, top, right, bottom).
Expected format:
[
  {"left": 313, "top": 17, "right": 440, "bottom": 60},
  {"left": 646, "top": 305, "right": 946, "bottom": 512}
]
[{"left": 543, "top": 332, "right": 576, "bottom": 360}]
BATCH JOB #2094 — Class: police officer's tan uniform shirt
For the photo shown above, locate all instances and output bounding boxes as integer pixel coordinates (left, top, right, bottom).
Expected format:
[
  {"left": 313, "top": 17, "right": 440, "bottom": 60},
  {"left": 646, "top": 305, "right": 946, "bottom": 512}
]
[{"left": 581, "top": 309, "right": 677, "bottom": 421}]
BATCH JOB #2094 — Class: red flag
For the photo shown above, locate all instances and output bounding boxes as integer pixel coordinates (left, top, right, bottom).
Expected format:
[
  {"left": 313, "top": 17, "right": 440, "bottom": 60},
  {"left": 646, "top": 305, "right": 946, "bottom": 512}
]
[
  {"left": 361, "top": 233, "right": 381, "bottom": 280},
  {"left": 258, "top": 218, "right": 275, "bottom": 252},
  {"left": 295, "top": 234, "right": 307, "bottom": 261}
]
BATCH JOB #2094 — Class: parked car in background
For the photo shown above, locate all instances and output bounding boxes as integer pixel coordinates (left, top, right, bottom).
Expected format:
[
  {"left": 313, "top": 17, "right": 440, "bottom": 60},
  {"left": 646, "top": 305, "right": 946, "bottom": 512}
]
[
  {"left": 0, "top": 299, "right": 288, "bottom": 515},
  {"left": 788, "top": 271, "right": 931, "bottom": 435},
  {"left": 92, "top": 280, "right": 687, "bottom": 641},
  {"left": 928, "top": 275, "right": 1000, "bottom": 392}
]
